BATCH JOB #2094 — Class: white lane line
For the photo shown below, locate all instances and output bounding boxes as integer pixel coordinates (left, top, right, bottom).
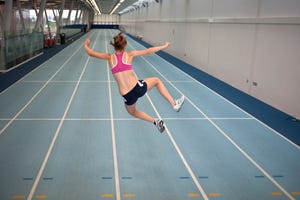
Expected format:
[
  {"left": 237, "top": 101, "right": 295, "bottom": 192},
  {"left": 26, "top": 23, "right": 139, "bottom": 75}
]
[
  {"left": 105, "top": 30, "right": 121, "bottom": 200},
  {"left": 0, "top": 31, "right": 93, "bottom": 95},
  {"left": 26, "top": 31, "right": 98, "bottom": 200},
  {"left": 123, "top": 38, "right": 210, "bottom": 200},
  {"left": 128, "top": 36, "right": 299, "bottom": 150},
  {"left": 138, "top": 44, "right": 296, "bottom": 200},
  {"left": 146, "top": 92, "right": 210, "bottom": 200},
  {"left": 0, "top": 117, "right": 253, "bottom": 121},
  {"left": 0, "top": 35, "right": 89, "bottom": 136},
  {"left": 22, "top": 80, "right": 111, "bottom": 83},
  {"left": 159, "top": 56, "right": 300, "bottom": 149}
]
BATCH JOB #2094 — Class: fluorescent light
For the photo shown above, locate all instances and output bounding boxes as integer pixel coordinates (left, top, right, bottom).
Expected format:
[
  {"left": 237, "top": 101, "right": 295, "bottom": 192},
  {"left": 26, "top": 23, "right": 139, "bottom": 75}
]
[
  {"left": 119, "top": 0, "right": 150, "bottom": 14},
  {"left": 86, "top": 0, "right": 101, "bottom": 14},
  {"left": 110, "top": 0, "right": 124, "bottom": 15}
]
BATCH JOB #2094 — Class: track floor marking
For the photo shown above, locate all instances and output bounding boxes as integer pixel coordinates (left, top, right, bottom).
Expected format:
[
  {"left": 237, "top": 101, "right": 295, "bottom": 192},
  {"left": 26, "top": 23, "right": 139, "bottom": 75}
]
[
  {"left": 128, "top": 34, "right": 300, "bottom": 150},
  {"left": 101, "top": 194, "right": 114, "bottom": 198},
  {"left": 12, "top": 195, "right": 26, "bottom": 199},
  {"left": 132, "top": 38, "right": 296, "bottom": 200},
  {"left": 0, "top": 36, "right": 83, "bottom": 95},
  {"left": 0, "top": 117, "right": 254, "bottom": 121},
  {"left": 105, "top": 30, "right": 121, "bottom": 200},
  {"left": 187, "top": 193, "right": 200, "bottom": 197},
  {"left": 120, "top": 35, "right": 209, "bottom": 200},
  {"left": 34, "top": 195, "right": 48, "bottom": 199},
  {"left": 26, "top": 31, "right": 98, "bottom": 200},
  {"left": 209, "top": 193, "right": 221, "bottom": 197},
  {"left": 271, "top": 192, "right": 283, "bottom": 196},
  {"left": 123, "top": 194, "right": 136, "bottom": 197},
  {"left": 22, "top": 80, "right": 112, "bottom": 83},
  {"left": 0, "top": 36, "right": 86, "bottom": 136}
]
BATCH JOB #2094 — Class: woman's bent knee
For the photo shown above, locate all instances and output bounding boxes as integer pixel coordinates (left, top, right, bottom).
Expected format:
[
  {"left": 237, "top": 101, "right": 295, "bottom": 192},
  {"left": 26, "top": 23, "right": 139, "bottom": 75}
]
[
  {"left": 126, "top": 105, "right": 136, "bottom": 116},
  {"left": 128, "top": 109, "right": 136, "bottom": 116}
]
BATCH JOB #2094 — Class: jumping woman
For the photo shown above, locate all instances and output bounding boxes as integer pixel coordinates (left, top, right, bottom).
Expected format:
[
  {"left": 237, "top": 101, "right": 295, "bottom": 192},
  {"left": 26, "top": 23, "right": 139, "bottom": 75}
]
[{"left": 84, "top": 32, "right": 184, "bottom": 133}]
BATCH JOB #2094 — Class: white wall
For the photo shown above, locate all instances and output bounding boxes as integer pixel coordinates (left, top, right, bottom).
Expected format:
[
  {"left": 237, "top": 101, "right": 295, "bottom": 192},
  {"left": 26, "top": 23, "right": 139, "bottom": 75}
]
[
  {"left": 93, "top": 14, "right": 119, "bottom": 24},
  {"left": 120, "top": 0, "right": 300, "bottom": 119}
]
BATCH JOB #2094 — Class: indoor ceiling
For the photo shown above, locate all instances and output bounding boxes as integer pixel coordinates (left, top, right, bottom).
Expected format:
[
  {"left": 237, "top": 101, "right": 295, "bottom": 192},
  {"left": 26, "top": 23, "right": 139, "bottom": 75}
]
[
  {"left": 3, "top": 0, "right": 140, "bottom": 15},
  {"left": 95, "top": 0, "right": 139, "bottom": 14}
]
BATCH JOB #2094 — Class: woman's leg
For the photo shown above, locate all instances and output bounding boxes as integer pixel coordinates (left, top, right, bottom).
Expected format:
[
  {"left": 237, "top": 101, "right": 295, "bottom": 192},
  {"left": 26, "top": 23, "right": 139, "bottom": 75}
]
[
  {"left": 144, "top": 77, "right": 176, "bottom": 106},
  {"left": 125, "top": 103, "right": 154, "bottom": 123},
  {"left": 125, "top": 103, "right": 165, "bottom": 133}
]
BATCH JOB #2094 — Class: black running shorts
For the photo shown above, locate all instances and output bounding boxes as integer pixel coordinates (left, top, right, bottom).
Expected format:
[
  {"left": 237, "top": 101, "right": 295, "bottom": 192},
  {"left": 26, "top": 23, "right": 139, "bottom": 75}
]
[{"left": 122, "top": 80, "right": 147, "bottom": 105}]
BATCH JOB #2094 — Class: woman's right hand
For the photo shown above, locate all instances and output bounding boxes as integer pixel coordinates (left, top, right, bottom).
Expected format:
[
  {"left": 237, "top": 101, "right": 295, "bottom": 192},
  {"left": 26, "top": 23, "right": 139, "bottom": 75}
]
[{"left": 85, "top": 39, "right": 91, "bottom": 46}]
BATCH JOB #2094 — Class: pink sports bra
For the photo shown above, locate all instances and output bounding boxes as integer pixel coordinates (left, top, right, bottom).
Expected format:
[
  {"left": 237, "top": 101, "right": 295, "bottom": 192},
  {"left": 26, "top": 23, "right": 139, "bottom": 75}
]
[{"left": 111, "top": 52, "right": 132, "bottom": 74}]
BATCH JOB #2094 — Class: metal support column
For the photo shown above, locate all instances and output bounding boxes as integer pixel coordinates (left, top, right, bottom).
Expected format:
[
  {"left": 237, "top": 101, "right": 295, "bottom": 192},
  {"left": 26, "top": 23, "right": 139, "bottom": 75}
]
[
  {"left": 4, "top": 0, "right": 13, "bottom": 32},
  {"left": 74, "top": 7, "right": 79, "bottom": 24},
  {"left": 66, "top": 0, "right": 74, "bottom": 25},
  {"left": 16, "top": 0, "right": 26, "bottom": 30},
  {"left": 44, "top": 9, "right": 51, "bottom": 37},
  {"left": 35, "top": 0, "right": 47, "bottom": 31},
  {"left": 78, "top": 10, "right": 82, "bottom": 24},
  {"left": 0, "top": 7, "right": 5, "bottom": 33},
  {"left": 56, "top": 0, "right": 66, "bottom": 43}
]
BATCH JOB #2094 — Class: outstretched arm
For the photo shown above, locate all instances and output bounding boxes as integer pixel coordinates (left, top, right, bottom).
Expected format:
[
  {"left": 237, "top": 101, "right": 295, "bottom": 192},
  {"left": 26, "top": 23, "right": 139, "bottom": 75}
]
[
  {"left": 84, "top": 39, "right": 110, "bottom": 60},
  {"left": 128, "top": 42, "right": 170, "bottom": 57}
]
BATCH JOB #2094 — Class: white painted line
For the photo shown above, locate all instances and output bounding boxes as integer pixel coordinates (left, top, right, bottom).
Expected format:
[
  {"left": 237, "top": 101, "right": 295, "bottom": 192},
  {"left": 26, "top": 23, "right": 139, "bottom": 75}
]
[
  {"left": 147, "top": 92, "right": 210, "bottom": 200},
  {"left": 0, "top": 35, "right": 87, "bottom": 136},
  {"left": 27, "top": 31, "right": 98, "bottom": 200},
  {"left": 0, "top": 31, "right": 93, "bottom": 95},
  {"left": 161, "top": 57, "right": 300, "bottom": 149},
  {"left": 12, "top": 118, "right": 61, "bottom": 121},
  {"left": 65, "top": 118, "right": 110, "bottom": 121},
  {"left": 164, "top": 117, "right": 253, "bottom": 120},
  {"left": 138, "top": 44, "right": 296, "bottom": 200},
  {"left": 124, "top": 37, "right": 209, "bottom": 200},
  {"left": 22, "top": 80, "right": 111, "bottom": 83},
  {"left": 0, "top": 117, "right": 254, "bottom": 121},
  {"left": 105, "top": 30, "right": 121, "bottom": 200},
  {"left": 128, "top": 35, "right": 299, "bottom": 150}
]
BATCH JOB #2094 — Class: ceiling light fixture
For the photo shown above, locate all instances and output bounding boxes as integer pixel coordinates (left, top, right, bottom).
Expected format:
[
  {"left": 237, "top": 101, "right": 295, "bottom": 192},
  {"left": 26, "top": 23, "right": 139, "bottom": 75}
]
[
  {"left": 119, "top": 0, "right": 154, "bottom": 15},
  {"left": 110, "top": 0, "right": 126, "bottom": 15},
  {"left": 86, "top": 0, "right": 101, "bottom": 15}
]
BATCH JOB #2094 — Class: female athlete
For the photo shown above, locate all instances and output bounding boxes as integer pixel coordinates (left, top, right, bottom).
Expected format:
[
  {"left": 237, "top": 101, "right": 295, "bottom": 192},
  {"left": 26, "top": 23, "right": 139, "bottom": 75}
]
[{"left": 84, "top": 32, "right": 184, "bottom": 133}]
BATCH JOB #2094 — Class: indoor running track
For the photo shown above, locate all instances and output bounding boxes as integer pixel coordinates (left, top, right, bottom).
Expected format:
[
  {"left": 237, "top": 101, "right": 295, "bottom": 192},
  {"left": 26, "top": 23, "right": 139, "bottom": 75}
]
[{"left": 0, "top": 29, "right": 299, "bottom": 200}]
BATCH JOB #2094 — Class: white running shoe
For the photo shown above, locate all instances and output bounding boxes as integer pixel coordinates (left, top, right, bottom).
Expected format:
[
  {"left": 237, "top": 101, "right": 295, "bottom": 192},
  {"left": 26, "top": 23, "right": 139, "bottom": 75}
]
[
  {"left": 173, "top": 95, "right": 185, "bottom": 112},
  {"left": 155, "top": 119, "right": 165, "bottom": 133}
]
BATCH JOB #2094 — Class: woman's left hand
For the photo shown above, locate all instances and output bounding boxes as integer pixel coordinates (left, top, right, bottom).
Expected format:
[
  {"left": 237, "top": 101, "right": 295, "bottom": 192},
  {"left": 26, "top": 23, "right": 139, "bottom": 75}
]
[{"left": 164, "top": 42, "right": 170, "bottom": 48}]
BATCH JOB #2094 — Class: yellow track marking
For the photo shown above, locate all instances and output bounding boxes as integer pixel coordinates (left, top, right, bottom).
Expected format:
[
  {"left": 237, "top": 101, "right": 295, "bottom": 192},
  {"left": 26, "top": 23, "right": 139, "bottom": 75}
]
[
  {"left": 35, "top": 195, "right": 48, "bottom": 199},
  {"left": 123, "top": 193, "right": 136, "bottom": 197},
  {"left": 271, "top": 192, "right": 282, "bottom": 195},
  {"left": 12, "top": 195, "right": 25, "bottom": 199},
  {"left": 209, "top": 193, "right": 220, "bottom": 197},
  {"left": 101, "top": 193, "right": 114, "bottom": 198},
  {"left": 187, "top": 193, "right": 200, "bottom": 197}
]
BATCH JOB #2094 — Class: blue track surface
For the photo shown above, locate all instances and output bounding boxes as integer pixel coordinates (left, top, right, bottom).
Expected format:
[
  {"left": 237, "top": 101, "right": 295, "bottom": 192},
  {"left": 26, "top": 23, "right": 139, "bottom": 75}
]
[{"left": 0, "top": 29, "right": 299, "bottom": 200}]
